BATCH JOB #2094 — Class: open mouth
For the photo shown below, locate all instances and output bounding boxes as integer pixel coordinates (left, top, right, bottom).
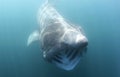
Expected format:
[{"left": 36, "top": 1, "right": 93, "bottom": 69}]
[{"left": 50, "top": 45, "right": 87, "bottom": 70}]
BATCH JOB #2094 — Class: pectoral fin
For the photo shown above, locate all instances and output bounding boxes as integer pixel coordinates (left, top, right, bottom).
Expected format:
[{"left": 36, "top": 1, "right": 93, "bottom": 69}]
[{"left": 27, "top": 30, "right": 40, "bottom": 46}]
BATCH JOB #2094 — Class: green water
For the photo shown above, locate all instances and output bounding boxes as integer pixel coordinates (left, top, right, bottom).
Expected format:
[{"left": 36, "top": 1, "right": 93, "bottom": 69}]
[{"left": 0, "top": 0, "right": 120, "bottom": 77}]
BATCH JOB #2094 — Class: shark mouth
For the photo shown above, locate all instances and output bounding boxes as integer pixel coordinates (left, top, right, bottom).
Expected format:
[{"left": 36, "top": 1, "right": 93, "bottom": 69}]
[{"left": 51, "top": 47, "right": 87, "bottom": 70}]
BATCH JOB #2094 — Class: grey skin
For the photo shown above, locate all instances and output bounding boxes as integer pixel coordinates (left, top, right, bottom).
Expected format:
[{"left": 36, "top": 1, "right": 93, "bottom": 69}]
[
  {"left": 27, "top": 1, "right": 88, "bottom": 70},
  {"left": 41, "top": 21, "right": 88, "bottom": 62}
]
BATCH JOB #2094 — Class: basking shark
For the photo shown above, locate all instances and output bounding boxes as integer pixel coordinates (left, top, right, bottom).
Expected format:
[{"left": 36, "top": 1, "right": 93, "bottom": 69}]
[{"left": 27, "top": 1, "right": 88, "bottom": 71}]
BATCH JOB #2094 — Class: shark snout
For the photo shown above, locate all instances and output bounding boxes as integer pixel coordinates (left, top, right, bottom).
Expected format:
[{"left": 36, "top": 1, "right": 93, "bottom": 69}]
[
  {"left": 62, "top": 31, "right": 88, "bottom": 48},
  {"left": 78, "top": 36, "right": 88, "bottom": 47},
  {"left": 73, "top": 34, "right": 88, "bottom": 48}
]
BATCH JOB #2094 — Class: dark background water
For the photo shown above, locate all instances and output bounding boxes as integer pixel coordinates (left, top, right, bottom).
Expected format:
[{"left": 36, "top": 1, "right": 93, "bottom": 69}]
[{"left": 0, "top": 0, "right": 120, "bottom": 77}]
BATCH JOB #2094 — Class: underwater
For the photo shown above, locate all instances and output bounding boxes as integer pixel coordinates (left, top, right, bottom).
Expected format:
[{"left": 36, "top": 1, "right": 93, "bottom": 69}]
[{"left": 0, "top": 0, "right": 120, "bottom": 77}]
